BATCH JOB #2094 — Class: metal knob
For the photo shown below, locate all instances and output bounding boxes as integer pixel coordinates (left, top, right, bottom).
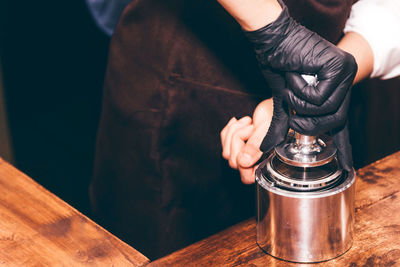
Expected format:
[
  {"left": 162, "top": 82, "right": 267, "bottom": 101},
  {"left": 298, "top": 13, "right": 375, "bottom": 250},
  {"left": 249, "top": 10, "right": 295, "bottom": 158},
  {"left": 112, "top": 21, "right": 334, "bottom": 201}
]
[
  {"left": 275, "top": 75, "right": 337, "bottom": 168},
  {"left": 292, "top": 75, "right": 320, "bottom": 156}
]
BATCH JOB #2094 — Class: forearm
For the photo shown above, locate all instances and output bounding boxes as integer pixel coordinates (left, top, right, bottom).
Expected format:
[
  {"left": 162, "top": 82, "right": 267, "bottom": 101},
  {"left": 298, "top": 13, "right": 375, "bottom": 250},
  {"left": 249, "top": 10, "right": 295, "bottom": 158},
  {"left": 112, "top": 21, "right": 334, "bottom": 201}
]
[
  {"left": 337, "top": 32, "right": 374, "bottom": 84},
  {"left": 218, "top": 0, "right": 373, "bottom": 84},
  {"left": 217, "top": 0, "right": 282, "bottom": 31}
]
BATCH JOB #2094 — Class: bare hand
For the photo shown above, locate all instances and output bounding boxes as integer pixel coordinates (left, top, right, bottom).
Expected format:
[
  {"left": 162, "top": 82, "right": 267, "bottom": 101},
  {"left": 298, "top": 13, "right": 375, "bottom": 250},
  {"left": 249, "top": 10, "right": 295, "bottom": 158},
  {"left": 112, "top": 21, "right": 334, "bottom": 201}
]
[{"left": 220, "top": 98, "right": 273, "bottom": 184}]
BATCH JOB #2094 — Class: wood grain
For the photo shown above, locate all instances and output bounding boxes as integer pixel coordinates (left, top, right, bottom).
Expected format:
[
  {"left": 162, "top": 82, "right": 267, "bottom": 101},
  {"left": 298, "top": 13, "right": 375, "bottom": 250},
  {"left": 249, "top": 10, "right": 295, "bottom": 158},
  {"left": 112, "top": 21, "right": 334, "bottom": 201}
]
[
  {"left": 0, "top": 158, "right": 149, "bottom": 266},
  {"left": 149, "top": 151, "right": 400, "bottom": 266}
]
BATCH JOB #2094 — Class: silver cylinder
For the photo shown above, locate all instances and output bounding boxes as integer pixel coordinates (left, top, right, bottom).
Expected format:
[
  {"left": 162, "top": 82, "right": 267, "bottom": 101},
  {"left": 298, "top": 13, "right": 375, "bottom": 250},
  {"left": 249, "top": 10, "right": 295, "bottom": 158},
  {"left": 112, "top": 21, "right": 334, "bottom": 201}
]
[
  {"left": 295, "top": 133, "right": 316, "bottom": 146},
  {"left": 255, "top": 154, "right": 356, "bottom": 263}
]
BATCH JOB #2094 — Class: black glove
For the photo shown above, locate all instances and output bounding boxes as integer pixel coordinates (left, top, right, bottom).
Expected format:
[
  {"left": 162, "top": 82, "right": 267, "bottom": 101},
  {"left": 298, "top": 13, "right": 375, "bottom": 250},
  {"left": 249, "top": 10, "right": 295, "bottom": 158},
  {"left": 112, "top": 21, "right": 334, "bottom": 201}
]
[
  {"left": 244, "top": 0, "right": 357, "bottom": 171},
  {"left": 257, "top": 69, "right": 290, "bottom": 153},
  {"left": 286, "top": 76, "right": 353, "bottom": 171}
]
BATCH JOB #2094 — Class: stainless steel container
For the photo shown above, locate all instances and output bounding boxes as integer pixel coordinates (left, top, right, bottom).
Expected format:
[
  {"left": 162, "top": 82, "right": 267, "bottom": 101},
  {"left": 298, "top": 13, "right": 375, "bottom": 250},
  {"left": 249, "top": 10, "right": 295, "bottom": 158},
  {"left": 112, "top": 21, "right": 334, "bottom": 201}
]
[{"left": 255, "top": 131, "right": 356, "bottom": 263}]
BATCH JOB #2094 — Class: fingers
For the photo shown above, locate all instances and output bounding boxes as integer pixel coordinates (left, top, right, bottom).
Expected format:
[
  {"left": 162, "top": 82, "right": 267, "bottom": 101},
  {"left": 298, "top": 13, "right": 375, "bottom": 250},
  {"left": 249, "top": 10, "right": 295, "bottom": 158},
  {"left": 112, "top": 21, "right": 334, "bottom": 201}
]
[
  {"left": 219, "top": 114, "right": 264, "bottom": 183},
  {"left": 220, "top": 117, "right": 237, "bottom": 154},
  {"left": 289, "top": 90, "right": 351, "bottom": 136},
  {"left": 268, "top": 42, "right": 345, "bottom": 106},
  {"left": 221, "top": 116, "right": 252, "bottom": 160},
  {"left": 284, "top": 72, "right": 328, "bottom": 105},
  {"left": 220, "top": 119, "right": 261, "bottom": 182},
  {"left": 221, "top": 100, "right": 274, "bottom": 184},
  {"left": 236, "top": 105, "right": 273, "bottom": 183},
  {"left": 237, "top": 142, "right": 262, "bottom": 184},
  {"left": 293, "top": 76, "right": 342, "bottom": 106},
  {"left": 277, "top": 52, "right": 356, "bottom": 107},
  {"left": 228, "top": 124, "right": 254, "bottom": 169},
  {"left": 238, "top": 142, "right": 262, "bottom": 167},
  {"left": 284, "top": 72, "right": 349, "bottom": 115},
  {"left": 239, "top": 164, "right": 259, "bottom": 184},
  {"left": 235, "top": 100, "right": 273, "bottom": 182}
]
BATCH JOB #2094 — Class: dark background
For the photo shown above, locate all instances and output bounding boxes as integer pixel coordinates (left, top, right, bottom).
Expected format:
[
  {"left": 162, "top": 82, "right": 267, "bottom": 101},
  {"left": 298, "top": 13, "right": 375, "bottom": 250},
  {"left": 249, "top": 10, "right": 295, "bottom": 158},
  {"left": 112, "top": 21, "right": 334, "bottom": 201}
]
[
  {"left": 1, "top": 0, "right": 400, "bottom": 219},
  {"left": 0, "top": 0, "right": 109, "bottom": 215}
]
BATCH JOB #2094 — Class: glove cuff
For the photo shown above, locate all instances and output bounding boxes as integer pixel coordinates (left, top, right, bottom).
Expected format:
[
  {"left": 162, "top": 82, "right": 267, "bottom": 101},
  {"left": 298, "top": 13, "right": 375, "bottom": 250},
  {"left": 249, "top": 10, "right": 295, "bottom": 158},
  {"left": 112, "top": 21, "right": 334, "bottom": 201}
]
[
  {"left": 260, "top": 96, "right": 289, "bottom": 152},
  {"left": 243, "top": 0, "right": 292, "bottom": 65}
]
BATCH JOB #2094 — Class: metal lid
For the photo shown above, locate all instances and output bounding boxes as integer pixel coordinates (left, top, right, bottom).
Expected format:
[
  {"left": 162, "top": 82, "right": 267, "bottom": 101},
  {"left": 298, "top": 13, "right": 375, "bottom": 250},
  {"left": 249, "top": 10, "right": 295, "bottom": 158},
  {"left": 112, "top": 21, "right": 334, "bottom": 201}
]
[
  {"left": 275, "top": 131, "right": 337, "bottom": 168},
  {"left": 263, "top": 73, "right": 342, "bottom": 191},
  {"left": 266, "top": 153, "right": 342, "bottom": 191}
]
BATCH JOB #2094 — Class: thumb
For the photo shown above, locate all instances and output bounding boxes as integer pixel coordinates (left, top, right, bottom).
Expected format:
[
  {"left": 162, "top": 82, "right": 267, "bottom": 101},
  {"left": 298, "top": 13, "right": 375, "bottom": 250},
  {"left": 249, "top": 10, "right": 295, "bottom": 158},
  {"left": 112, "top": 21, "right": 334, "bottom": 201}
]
[
  {"left": 237, "top": 114, "right": 269, "bottom": 168},
  {"left": 260, "top": 96, "right": 289, "bottom": 152},
  {"left": 237, "top": 142, "right": 262, "bottom": 168},
  {"left": 331, "top": 121, "right": 353, "bottom": 172}
]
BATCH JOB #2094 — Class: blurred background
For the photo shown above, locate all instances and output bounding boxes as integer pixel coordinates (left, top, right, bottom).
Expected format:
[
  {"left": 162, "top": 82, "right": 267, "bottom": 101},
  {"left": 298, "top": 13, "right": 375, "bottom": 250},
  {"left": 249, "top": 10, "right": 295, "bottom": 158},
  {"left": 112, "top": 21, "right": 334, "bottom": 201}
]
[
  {"left": 0, "top": 0, "right": 399, "bottom": 218},
  {"left": 0, "top": 0, "right": 109, "bottom": 215}
]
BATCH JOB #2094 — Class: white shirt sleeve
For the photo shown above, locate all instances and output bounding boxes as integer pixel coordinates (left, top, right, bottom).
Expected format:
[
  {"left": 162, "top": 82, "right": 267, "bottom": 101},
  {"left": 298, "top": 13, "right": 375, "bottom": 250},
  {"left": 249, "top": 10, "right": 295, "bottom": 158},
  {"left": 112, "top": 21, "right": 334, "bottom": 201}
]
[{"left": 344, "top": 0, "right": 400, "bottom": 80}]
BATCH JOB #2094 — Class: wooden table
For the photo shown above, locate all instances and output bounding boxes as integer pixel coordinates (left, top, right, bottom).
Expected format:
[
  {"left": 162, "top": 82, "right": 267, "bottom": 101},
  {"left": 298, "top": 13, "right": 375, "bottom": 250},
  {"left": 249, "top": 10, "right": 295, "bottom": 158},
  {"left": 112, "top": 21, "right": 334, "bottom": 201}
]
[
  {"left": 150, "top": 151, "right": 400, "bottom": 266},
  {"left": 0, "top": 158, "right": 149, "bottom": 266},
  {"left": 2, "top": 151, "right": 400, "bottom": 266}
]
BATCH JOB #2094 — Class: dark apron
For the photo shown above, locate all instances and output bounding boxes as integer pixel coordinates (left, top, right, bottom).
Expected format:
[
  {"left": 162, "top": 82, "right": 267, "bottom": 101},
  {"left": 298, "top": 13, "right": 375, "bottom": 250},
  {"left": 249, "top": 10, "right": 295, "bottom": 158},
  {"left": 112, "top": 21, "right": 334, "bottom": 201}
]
[{"left": 90, "top": 0, "right": 354, "bottom": 259}]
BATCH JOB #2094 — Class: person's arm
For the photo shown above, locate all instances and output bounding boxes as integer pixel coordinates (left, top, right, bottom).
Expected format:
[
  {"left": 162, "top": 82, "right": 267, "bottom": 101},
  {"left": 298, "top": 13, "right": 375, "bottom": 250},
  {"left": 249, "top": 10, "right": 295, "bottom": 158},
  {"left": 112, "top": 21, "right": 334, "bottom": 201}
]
[
  {"left": 221, "top": 0, "right": 400, "bottom": 183},
  {"left": 220, "top": 30, "right": 374, "bottom": 184},
  {"left": 219, "top": 0, "right": 358, "bottom": 184},
  {"left": 342, "top": 0, "right": 400, "bottom": 80},
  {"left": 217, "top": 0, "right": 282, "bottom": 31},
  {"left": 338, "top": 32, "right": 373, "bottom": 84}
]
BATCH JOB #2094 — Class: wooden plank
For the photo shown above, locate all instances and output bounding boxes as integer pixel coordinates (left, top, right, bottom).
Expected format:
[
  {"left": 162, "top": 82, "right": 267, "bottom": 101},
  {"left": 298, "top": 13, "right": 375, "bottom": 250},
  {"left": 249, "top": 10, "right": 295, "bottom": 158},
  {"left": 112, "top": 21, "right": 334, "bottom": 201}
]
[
  {"left": 0, "top": 158, "right": 150, "bottom": 266},
  {"left": 149, "top": 151, "right": 400, "bottom": 266}
]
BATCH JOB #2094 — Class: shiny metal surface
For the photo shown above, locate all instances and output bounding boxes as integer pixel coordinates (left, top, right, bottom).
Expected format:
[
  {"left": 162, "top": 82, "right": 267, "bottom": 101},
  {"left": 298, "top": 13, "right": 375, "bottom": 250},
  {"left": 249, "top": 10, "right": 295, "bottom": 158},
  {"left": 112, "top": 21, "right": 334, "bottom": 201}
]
[
  {"left": 267, "top": 155, "right": 342, "bottom": 191},
  {"left": 255, "top": 154, "right": 356, "bottom": 263},
  {"left": 276, "top": 74, "right": 336, "bottom": 168},
  {"left": 295, "top": 133, "right": 317, "bottom": 145},
  {"left": 255, "top": 73, "right": 355, "bottom": 262},
  {"left": 275, "top": 132, "right": 337, "bottom": 168}
]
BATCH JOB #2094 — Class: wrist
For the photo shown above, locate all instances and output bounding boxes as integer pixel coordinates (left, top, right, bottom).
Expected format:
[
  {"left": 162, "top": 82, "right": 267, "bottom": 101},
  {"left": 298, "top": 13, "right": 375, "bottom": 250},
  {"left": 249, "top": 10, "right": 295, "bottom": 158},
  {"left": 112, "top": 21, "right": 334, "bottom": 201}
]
[
  {"left": 218, "top": 0, "right": 282, "bottom": 31},
  {"left": 243, "top": 1, "right": 291, "bottom": 66},
  {"left": 238, "top": 0, "right": 282, "bottom": 31}
]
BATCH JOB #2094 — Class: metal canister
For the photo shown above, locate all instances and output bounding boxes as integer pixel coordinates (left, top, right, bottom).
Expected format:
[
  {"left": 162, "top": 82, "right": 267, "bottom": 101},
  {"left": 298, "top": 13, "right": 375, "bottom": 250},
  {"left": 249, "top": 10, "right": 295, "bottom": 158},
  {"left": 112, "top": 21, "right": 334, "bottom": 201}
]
[{"left": 255, "top": 131, "right": 356, "bottom": 263}]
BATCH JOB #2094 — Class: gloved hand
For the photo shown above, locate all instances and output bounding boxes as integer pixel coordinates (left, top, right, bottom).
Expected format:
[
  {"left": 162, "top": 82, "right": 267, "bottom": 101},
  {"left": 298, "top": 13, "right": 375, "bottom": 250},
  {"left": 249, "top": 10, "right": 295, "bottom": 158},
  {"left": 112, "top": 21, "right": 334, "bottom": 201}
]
[
  {"left": 257, "top": 69, "right": 289, "bottom": 154},
  {"left": 244, "top": 0, "right": 357, "bottom": 171}
]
